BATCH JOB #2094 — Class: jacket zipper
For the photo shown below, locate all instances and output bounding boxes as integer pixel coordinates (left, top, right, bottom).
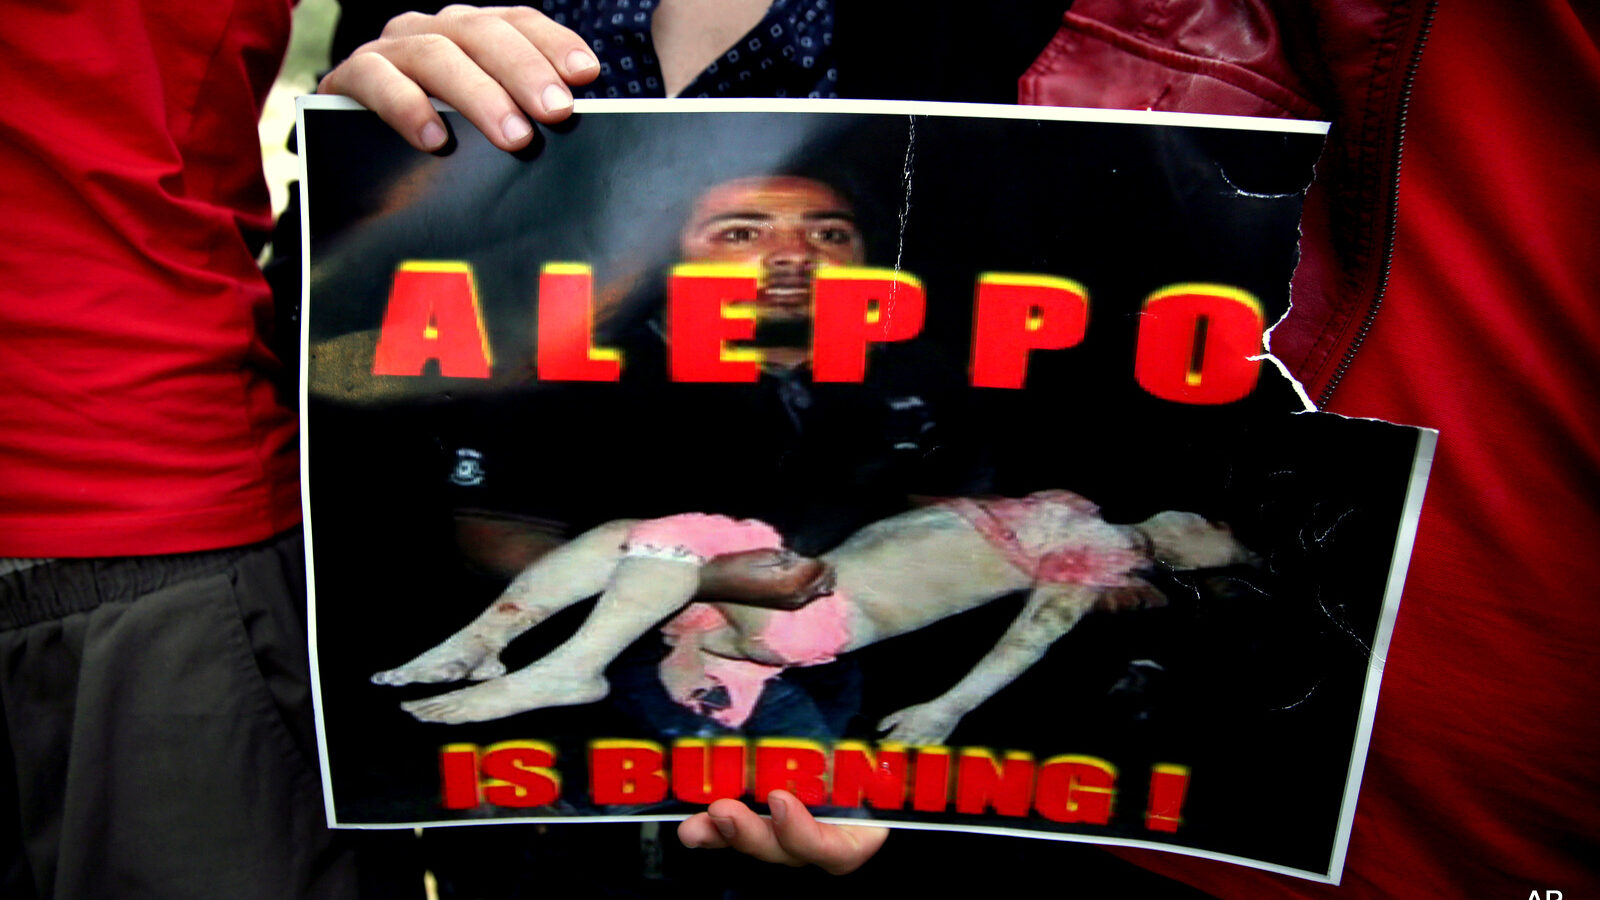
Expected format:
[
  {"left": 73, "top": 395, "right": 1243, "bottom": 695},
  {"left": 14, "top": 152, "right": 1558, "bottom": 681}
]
[{"left": 1318, "top": 0, "right": 1439, "bottom": 407}]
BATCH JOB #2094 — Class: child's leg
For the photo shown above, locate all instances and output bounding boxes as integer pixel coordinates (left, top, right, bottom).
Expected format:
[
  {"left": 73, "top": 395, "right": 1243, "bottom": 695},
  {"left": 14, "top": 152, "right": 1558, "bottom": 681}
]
[
  {"left": 401, "top": 556, "right": 702, "bottom": 723},
  {"left": 371, "top": 519, "right": 637, "bottom": 686}
]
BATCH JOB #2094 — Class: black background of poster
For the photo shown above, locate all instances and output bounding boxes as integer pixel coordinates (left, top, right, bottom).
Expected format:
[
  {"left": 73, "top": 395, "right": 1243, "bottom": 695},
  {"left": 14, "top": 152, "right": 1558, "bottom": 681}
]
[{"left": 301, "top": 105, "right": 1419, "bottom": 878}]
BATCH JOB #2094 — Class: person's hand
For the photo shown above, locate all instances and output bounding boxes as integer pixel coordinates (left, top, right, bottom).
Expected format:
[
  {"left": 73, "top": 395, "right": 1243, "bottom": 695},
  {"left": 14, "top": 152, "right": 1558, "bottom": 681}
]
[
  {"left": 678, "top": 790, "right": 888, "bottom": 875},
  {"left": 319, "top": 5, "right": 601, "bottom": 153}
]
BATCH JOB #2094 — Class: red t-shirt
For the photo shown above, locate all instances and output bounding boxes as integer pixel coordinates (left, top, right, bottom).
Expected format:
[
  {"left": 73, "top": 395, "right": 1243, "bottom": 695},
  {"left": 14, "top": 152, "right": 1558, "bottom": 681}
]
[{"left": 0, "top": 0, "right": 299, "bottom": 556}]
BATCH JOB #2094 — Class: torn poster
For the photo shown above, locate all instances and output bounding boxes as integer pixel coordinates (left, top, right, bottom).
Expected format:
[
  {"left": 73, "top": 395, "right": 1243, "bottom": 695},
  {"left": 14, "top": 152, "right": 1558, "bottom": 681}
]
[{"left": 296, "top": 97, "right": 1434, "bottom": 884}]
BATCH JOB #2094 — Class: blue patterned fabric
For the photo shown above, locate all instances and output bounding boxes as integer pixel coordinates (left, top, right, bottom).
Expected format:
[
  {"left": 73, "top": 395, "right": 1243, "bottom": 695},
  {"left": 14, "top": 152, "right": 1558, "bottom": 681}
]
[{"left": 540, "top": 0, "right": 837, "bottom": 99}]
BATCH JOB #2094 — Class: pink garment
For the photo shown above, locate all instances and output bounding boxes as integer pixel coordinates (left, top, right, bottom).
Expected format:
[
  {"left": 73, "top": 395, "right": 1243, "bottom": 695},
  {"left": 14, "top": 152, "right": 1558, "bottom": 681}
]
[
  {"left": 622, "top": 513, "right": 783, "bottom": 562},
  {"left": 622, "top": 513, "right": 853, "bottom": 726},
  {"left": 941, "top": 490, "right": 1146, "bottom": 587},
  {"left": 661, "top": 592, "right": 853, "bottom": 727}
]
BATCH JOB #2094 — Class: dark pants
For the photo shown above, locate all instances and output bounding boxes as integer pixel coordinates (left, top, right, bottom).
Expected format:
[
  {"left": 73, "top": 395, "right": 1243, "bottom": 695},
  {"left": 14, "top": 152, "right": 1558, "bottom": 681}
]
[{"left": 0, "top": 532, "right": 387, "bottom": 899}]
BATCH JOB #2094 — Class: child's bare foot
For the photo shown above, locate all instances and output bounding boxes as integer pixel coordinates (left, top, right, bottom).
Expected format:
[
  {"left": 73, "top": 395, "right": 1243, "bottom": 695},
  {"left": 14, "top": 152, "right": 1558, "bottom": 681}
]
[
  {"left": 400, "top": 666, "right": 609, "bottom": 723},
  {"left": 371, "top": 634, "right": 505, "bottom": 686}
]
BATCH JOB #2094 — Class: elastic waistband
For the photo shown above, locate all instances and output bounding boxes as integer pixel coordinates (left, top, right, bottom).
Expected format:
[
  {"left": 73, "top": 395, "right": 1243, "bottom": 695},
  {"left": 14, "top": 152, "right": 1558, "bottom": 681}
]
[{"left": 0, "top": 529, "right": 301, "bottom": 630}]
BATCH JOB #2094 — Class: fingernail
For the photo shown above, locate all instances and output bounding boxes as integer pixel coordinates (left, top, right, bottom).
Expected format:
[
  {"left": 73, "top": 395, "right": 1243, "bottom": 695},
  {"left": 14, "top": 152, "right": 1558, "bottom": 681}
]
[
  {"left": 541, "top": 83, "right": 573, "bottom": 113},
  {"left": 768, "top": 792, "right": 790, "bottom": 825},
  {"left": 419, "top": 121, "right": 447, "bottom": 150},
  {"left": 710, "top": 814, "right": 736, "bottom": 840},
  {"left": 566, "top": 49, "right": 599, "bottom": 74},
  {"left": 501, "top": 114, "right": 532, "bottom": 144}
]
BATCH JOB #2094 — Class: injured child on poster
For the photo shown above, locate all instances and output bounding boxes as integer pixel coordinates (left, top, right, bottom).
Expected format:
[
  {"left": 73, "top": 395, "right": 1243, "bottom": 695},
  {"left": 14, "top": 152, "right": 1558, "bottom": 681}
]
[{"left": 373, "top": 490, "right": 1257, "bottom": 744}]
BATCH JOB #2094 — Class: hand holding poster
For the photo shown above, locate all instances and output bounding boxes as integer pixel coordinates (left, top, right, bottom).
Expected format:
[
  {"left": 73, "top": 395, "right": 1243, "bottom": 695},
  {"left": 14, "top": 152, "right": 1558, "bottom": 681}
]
[{"left": 297, "top": 98, "right": 1433, "bottom": 883}]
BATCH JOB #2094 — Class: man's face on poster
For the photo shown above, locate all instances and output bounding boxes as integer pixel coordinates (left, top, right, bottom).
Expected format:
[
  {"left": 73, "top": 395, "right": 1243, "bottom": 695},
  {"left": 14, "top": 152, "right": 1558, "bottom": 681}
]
[{"left": 678, "top": 176, "right": 865, "bottom": 340}]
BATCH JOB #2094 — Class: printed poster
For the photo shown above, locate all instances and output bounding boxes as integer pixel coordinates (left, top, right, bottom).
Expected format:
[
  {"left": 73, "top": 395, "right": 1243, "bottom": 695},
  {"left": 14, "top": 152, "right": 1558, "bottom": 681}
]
[{"left": 296, "top": 97, "right": 1434, "bottom": 883}]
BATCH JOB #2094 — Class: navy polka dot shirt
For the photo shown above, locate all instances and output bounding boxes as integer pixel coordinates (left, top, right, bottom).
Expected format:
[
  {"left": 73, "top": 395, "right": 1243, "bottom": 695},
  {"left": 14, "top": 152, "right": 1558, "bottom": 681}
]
[{"left": 540, "top": 0, "right": 838, "bottom": 99}]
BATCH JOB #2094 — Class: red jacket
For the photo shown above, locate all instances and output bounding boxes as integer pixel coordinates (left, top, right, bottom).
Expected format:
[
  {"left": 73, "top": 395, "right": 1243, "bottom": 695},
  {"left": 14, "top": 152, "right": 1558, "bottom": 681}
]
[{"left": 1023, "top": 0, "right": 1600, "bottom": 895}]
